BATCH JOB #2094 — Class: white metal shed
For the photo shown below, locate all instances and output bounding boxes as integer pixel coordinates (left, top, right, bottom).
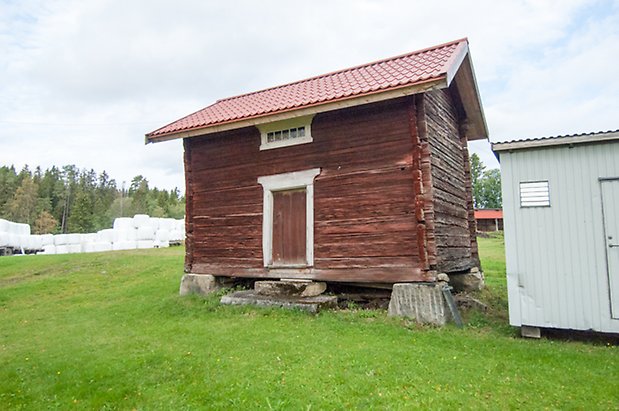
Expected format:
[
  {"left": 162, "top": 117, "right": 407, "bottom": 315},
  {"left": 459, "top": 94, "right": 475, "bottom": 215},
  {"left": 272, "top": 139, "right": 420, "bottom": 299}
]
[{"left": 493, "top": 130, "right": 619, "bottom": 335}]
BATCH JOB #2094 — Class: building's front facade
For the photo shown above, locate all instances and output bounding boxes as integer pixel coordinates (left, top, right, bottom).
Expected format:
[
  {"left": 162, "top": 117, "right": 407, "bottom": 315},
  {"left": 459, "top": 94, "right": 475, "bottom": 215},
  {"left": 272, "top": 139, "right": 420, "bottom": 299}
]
[{"left": 148, "top": 39, "right": 489, "bottom": 287}]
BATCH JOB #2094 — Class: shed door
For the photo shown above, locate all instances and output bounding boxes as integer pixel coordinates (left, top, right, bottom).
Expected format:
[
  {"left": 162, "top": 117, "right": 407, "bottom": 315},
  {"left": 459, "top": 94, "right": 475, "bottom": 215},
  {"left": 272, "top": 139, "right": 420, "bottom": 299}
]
[
  {"left": 272, "top": 189, "right": 307, "bottom": 266},
  {"left": 601, "top": 179, "right": 619, "bottom": 319}
]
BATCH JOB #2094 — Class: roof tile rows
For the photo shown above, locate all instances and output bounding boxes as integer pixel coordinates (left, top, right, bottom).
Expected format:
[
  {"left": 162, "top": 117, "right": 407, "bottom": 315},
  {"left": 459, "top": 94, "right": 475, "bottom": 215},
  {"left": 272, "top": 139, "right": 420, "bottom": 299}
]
[{"left": 147, "top": 38, "right": 468, "bottom": 138}]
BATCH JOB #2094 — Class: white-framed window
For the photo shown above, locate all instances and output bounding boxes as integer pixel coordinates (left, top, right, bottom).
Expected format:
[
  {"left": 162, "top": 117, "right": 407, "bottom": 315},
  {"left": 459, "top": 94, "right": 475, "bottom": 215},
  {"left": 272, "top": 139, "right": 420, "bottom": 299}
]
[
  {"left": 258, "top": 115, "right": 314, "bottom": 151},
  {"left": 520, "top": 180, "right": 550, "bottom": 207},
  {"left": 257, "top": 168, "right": 320, "bottom": 267}
]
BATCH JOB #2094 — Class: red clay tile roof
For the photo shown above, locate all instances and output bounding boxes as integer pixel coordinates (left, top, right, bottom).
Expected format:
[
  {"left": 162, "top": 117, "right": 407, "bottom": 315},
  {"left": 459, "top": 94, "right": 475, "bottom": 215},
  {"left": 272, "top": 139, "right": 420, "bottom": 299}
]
[
  {"left": 147, "top": 38, "right": 469, "bottom": 140},
  {"left": 474, "top": 209, "right": 503, "bottom": 219}
]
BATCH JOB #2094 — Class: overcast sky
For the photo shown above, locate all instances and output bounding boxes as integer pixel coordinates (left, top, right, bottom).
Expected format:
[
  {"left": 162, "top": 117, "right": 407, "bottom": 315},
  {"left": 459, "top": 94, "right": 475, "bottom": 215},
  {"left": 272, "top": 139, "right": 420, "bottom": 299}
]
[{"left": 1, "top": 0, "right": 617, "bottom": 190}]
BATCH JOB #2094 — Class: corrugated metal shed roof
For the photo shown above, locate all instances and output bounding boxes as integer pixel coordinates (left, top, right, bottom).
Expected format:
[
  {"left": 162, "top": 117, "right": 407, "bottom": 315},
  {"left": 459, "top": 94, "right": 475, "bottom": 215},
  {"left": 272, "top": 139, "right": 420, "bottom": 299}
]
[
  {"left": 147, "top": 38, "right": 488, "bottom": 142},
  {"left": 493, "top": 129, "right": 619, "bottom": 152}
]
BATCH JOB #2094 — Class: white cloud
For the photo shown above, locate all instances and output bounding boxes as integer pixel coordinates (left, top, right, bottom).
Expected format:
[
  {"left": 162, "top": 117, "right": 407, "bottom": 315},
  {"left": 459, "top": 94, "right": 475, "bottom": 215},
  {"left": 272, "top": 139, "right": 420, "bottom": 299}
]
[{"left": 0, "top": 0, "right": 616, "bottom": 187}]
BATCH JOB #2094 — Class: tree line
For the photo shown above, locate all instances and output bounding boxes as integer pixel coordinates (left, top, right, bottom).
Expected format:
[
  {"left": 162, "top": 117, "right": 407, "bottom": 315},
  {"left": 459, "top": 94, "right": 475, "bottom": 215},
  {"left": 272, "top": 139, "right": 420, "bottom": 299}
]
[
  {"left": 469, "top": 153, "right": 502, "bottom": 209},
  {"left": 0, "top": 165, "right": 185, "bottom": 234}
]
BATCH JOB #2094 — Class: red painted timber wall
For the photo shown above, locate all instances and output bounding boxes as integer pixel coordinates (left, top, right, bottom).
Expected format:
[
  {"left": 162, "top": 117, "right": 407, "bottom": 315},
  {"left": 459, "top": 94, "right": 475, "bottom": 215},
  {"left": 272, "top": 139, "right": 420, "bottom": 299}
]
[
  {"left": 183, "top": 91, "right": 480, "bottom": 283},
  {"left": 184, "top": 97, "right": 432, "bottom": 283}
]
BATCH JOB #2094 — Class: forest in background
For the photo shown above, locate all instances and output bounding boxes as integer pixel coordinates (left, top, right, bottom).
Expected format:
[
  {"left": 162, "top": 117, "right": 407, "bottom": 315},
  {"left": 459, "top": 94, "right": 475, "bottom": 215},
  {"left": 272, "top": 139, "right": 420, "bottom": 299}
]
[{"left": 0, "top": 165, "right": 184, "bottom": 234}]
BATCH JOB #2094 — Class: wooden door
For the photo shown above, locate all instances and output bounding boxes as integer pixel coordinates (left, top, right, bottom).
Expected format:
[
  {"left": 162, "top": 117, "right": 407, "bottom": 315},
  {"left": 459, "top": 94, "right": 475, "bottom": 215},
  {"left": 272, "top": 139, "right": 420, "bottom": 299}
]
[
  {"left": 601, "top": 178, "right": 619, "bottom": 319},
  {"left": 272, "top": 189, "right": 306, "bottom": 266}
]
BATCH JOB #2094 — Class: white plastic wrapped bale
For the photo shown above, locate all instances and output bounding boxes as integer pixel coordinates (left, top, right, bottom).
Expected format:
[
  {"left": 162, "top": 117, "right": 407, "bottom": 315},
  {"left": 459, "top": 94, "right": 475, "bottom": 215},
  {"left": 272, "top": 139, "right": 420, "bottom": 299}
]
[
  {"left": 150, "top": 217, "right": 161, "bottom": 230},
  {"left": 14, "top": 223, "right": 31, "bottom": 236},
  {"left": 155, "top": 229, "right": 170, "bottom": 242},
  {"left": 26, "top": 235, "right": 44, "bottom": 251},
  {"left": 93, "top": 242, "right": 113, "bottom": 252},
  {"left": 82, "top": 242, "right": 111, "bottom": 253},
  {"left": 66, "top": 233, "right": 82, "bottom": 245},
  {"left": 0, "top": 232, "right": 9, "bottom": 247},
  {"left": 54, "top": 234, "right": 68, "bottom": 246},
  {"left": 136, "top": 226, "right": 155, "bottom": 241},
  {"left": 80, "top": 233, "right": 98, "bottom": 242},
  {"left": 79, "top": 233, "right": 98, "bottom": 253},
  {"left": 82, "top": 242, "right": 97, "bottom": 253},
  {"left": 133, "top": 214, "right": 150, "bottom": 228},
  {"left": 154, "top": 229, "right": 171, "bottom": 248},
  {"left": 67, "top": 244, "right": 82, "bottom": 254},
  {"left": 169, "top": 229, "right": 184, "bottom": 242},
  {"left": 8, "top": 234, "right": 22, "bottom": 248},
  {"left": 55, "top": 245, "right": 68, "bottom": 254},
  {"left": 112, "top": 240, "right": 137, "bottom": 251},
  {"left": 16, "top": 235, "right": 28, "bottom": 250},
  {"left": 137, "top": 240, "right": 155, "bottom": 249},
  {"left": 113, "top": 229, "right": 137, "bottom": 243},
  {"left": 157, "top": 218, "right": 175, "bottom": 231},
  {"left": 40, "top": 234, "right": 54, "bottom": 246},
  {"left": 42, "top": 244, "right": 56, "bottom": 255},
  {"left": 0, "top": 218, "right": 9, "bottom": 233},
  {"left": 97, "top": 229, "right": 115, "bottom": 243},
  {"left": 176, "top": 219, "right": 185, "bottom": 231},
  {"left": 113, "top": 217, "right": 134, "bottom": 230}
]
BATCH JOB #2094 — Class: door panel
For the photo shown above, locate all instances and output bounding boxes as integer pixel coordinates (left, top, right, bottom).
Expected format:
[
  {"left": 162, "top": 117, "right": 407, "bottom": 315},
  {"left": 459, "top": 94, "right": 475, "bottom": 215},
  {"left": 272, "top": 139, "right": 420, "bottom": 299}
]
[
  {"left": 272, "top": 189, "right": 307, "bottom": 266},
  {"left": 601, "top": 179, "right": 619, "bottom": 319}
]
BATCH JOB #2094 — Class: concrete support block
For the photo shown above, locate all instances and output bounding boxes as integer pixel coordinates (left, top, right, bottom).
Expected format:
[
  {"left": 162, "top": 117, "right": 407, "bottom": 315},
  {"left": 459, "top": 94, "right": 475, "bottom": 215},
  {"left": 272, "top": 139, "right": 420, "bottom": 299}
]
[
  {"left": 179, "top": 273, "right": 221, "bottom": 296},
  {"left": 254, "top": 280, "right": 326, "bottom": 297},
  {"left": 388, "top": 283, "right": 449, "bottom": 326},
  {"left": 521, "top": 325, "right": 541, "bottom": 339}
]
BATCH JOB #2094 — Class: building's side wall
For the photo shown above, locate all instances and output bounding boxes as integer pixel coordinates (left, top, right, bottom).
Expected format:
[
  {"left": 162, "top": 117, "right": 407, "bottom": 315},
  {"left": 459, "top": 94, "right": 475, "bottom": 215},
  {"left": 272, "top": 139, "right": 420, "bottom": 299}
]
[
  {"left": 421, "top": 89, "right": 480, "bottom": 273},
  {"left": 184, "top": 97, "right": 433, "bottom": 283},
  {"left": 501, "top": 141, "right": 619, "bottom": 333},
  {"left": 476, "top": 218, "right": 504, "bottom": 232}
]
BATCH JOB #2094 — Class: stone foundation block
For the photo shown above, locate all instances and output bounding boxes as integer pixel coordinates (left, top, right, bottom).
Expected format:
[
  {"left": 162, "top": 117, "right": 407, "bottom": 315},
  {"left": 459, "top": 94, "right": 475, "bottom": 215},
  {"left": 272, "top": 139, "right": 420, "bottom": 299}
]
[
  {"left": 179, "top": 274, "right": 220, "bottom": 296},
  {"left": 449, "top": 268, "right": 485, "bottom": 292},
  {"left": 254, "top": 280, "right": 327, "bottom": 297},
  {"left": 388, "top": 283, "right": 450, "bottom": 326},
  {"left": 220, "top": 290, "right": 337, "bottom": 313}
]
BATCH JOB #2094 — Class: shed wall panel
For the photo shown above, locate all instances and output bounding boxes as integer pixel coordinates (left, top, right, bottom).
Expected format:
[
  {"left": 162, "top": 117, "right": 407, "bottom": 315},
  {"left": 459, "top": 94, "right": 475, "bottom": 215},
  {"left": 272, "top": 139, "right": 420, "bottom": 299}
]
[{"left": 501, "top": 140, "right": 619, "bottom": 333}]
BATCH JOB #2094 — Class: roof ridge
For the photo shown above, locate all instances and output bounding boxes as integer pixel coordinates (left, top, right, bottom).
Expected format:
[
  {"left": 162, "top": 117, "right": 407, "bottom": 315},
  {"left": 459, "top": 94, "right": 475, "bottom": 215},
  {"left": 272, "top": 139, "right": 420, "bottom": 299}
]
[{"left": 216, "top": 38, "right": 468, "bottom": 104}]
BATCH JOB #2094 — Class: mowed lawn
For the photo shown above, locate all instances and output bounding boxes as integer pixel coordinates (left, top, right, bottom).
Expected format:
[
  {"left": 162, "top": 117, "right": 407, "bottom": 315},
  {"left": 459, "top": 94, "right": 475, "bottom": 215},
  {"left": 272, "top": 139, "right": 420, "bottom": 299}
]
[{"left": 0, "top": 238, "right": 617, "bottom": 409}]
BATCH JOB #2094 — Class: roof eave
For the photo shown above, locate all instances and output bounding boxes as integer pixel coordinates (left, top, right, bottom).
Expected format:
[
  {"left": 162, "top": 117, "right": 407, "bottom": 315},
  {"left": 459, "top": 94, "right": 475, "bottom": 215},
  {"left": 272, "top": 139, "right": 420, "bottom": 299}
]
[
  {"left": 492, "top": 130, "right": 619, "bottom": 152},
  {"left": 450, "top": 51, "right": 489, "bottom": 141},
  {"left": 145, "top": 77, "right": 448, "bottom": 144}
]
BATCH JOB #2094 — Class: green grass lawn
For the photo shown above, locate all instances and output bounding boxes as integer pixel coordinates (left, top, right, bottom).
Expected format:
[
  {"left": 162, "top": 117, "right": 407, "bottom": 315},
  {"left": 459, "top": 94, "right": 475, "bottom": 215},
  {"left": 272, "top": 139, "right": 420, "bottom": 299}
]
[{"left": 0, "top": 239, "right": 617, "bottom": 409}]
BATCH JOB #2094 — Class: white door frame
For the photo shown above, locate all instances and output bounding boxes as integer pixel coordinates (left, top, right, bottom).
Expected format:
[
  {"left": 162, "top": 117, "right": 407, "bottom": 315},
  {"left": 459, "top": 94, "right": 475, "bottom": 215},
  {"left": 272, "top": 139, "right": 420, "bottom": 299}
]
[
  {"left": 257, "top": 168, "right": 320, "bottom": 267},
  {"left": 600, "top": 177, "right": 619, "bottom": 319}
]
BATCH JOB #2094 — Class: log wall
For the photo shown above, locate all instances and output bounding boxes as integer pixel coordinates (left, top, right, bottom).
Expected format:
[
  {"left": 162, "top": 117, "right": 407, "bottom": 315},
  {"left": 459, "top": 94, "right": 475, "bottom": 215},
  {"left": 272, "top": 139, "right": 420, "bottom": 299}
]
[
  {"left": 421, "top": 89, "right": 480, "bottom": 272},
  {"left": 183, "top": 89, "right": 479, "bottom": 283},
  {"left": 184, "top": 98, "right": 433, "bottom": 283}
]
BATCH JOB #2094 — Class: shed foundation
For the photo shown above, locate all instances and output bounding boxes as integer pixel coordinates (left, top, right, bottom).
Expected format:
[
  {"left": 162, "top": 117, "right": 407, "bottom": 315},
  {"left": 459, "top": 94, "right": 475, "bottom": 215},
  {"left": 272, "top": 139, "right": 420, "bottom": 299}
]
[{"left": 388, "top": 283, "right": 451, "bottom": 325}]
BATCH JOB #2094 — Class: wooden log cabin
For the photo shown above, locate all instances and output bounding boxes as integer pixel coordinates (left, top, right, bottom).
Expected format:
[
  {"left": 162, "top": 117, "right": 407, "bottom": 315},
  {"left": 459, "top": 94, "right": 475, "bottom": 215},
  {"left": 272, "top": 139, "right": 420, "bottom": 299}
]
[{"left": 146, "top": 38, "right": 489, "bottom": 287}]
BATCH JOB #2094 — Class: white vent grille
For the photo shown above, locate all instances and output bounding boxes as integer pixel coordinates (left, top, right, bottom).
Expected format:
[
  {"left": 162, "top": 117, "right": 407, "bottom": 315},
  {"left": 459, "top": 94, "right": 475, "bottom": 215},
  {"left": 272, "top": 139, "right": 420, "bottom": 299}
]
[{"left": 520, "top": 181, "right": 550, "bottom": 207}]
